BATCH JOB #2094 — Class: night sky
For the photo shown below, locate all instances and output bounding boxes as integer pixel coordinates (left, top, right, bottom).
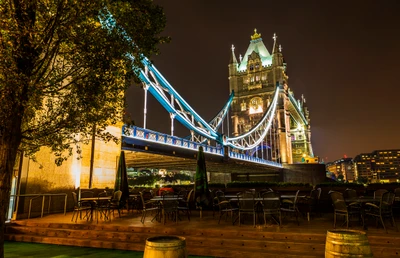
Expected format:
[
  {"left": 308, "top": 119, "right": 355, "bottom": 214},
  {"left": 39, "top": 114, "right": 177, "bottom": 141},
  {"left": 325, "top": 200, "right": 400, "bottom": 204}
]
[{"left": 126, "top": 1, "right": 400, "bottom": 162}]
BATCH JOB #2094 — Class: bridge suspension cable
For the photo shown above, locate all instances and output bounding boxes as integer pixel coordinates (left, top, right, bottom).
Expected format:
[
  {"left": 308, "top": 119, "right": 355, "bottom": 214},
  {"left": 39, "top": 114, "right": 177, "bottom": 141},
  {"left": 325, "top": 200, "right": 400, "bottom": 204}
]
[
  {"left": 99, "top": 9, "right": 281, "bottom": 152},
  {"left": 225, "top": 86, "right": 280, "bottom": 150}
]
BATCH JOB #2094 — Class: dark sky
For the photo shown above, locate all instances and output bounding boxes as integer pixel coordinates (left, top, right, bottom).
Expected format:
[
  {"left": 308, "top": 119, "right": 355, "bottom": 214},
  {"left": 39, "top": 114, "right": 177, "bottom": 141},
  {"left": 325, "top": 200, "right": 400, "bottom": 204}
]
[{"left": 126, "top": 0, "right": 400, "bottom": 162}]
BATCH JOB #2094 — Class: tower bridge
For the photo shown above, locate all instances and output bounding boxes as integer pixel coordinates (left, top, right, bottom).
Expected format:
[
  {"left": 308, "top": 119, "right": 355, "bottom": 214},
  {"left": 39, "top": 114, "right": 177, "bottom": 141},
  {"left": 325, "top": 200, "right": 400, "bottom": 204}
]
[{"left": 99, "top": 10, "right": 323, "bottom": 182}]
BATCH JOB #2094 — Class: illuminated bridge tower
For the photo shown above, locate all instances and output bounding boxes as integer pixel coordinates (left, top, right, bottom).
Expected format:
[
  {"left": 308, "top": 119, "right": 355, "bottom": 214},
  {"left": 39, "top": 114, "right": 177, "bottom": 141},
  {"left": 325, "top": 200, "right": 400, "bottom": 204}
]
[{"left": 228, "top": 29, "right": 313, "bottom": 164}]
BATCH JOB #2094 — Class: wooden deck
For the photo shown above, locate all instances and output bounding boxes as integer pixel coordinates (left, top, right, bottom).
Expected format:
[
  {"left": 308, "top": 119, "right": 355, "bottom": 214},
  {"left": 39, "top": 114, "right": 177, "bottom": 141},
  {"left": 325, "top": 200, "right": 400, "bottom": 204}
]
[{"left": 5, "top": 209, "right": 400, "bottom": 257}]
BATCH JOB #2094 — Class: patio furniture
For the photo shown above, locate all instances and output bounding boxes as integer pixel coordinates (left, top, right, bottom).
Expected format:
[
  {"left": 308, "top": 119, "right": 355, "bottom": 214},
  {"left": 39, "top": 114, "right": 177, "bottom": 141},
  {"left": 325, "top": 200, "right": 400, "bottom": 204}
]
[
  {"left": 365, "top": 191, "right": 398, "bottom": 233},
  {"left": 301, "top": 188, "right": 321, "bottom": 221},
  {"left": 71, "top": 192, "right": 91, "bottom": 222},
  {"left": 216, "top": 195, "right": 238, "bottom": 224},
  {"left": 260, "top": 191, "right": 281, "bottom": 227},
  {"left": 329, "top": 191, "right": 362, "bottom": 229},
  {"left": 374, "top": 189, "right": 388, "bottom": 201},
  {"left": 237, "top": 191, "right": 257, "bottom": 227},
  {"left": 109, "top": 190, "right": 123, "bottom": 218},
  {"left": 140, "top": 190, "right": 160, "bottom": 223},
  {"left": 344, "top": 188, "right": 358, "bottom": 199},
  {"left": 95, "top": 191, "right": 111, "bottom": 223},
  {"left": 212, "top": 190, "right": 224, "bottom": 218},
  {"left": 177, "top": 189, "right": 192, "bottom": 221},
  {"left": 160, "top": 192, "right": 179, "bottom": 224},
  {"left": 280, "top": 190, "right": 300, "bottom": 225}
]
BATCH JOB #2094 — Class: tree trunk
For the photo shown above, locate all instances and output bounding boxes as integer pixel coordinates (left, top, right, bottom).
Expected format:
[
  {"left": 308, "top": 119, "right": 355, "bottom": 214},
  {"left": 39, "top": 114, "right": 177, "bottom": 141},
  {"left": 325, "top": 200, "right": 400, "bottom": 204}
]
[{"left": 0, "top": 132, "right": 22, "bottom": 258}]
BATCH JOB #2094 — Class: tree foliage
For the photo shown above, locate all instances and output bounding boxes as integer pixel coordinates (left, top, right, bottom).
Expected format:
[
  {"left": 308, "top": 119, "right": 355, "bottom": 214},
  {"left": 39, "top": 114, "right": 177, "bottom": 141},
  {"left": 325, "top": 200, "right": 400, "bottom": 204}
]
[
  {"left": 0, "top": 0, "right": 168, "bottom": 162},
  {"left": 0, "top": 1, "right": 168, "bottom": 257}
]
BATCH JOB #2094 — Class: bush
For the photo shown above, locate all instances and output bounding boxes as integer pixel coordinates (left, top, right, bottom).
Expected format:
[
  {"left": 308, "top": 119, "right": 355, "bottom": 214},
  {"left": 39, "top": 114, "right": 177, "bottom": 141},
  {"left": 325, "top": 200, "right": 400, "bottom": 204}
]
[
  {"left": 128, "top": 174, "right": 161, "bottom": 187},
  {"left": 208, "top": 183, "right": 226, "bottom": 189},
  {"left": 316, "top": 182, "right": 362, "bottom": 187}
]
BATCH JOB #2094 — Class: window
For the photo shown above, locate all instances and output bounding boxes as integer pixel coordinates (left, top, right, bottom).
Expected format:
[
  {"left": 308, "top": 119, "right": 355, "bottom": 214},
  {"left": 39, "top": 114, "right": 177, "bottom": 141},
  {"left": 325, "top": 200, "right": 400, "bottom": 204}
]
[{"left": 241, "top": 102, "right": 246, "bottom": 111}]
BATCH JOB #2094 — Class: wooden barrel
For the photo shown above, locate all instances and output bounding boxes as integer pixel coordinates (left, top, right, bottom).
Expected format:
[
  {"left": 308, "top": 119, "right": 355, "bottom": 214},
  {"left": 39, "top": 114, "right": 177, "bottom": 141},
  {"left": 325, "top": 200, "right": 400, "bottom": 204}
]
[
  {"left": 143, "top": 235, "right": 187, "bottom": 258},
  {"left": 325, "top": 229, "right": 373, "bottom": 257}
]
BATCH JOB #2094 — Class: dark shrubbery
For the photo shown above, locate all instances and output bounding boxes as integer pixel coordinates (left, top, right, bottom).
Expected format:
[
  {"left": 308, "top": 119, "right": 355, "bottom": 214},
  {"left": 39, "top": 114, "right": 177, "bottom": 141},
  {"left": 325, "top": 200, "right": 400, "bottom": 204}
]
[{"left": 226, "top": 181, "right": 311, "bottom": 188}]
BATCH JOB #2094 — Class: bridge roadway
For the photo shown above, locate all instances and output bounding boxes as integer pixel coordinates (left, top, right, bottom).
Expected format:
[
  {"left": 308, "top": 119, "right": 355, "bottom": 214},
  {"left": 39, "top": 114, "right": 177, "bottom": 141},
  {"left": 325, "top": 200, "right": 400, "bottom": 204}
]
[{"left": 122, "top": 128, "right": 282, "bottom": 174}]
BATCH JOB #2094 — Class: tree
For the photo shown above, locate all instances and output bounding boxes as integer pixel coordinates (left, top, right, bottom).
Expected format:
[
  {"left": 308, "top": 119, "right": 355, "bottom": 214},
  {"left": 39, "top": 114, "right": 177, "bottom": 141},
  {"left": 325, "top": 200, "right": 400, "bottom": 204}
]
[{"left": 0, "top": 1, "right": 168, "bottom": 256}]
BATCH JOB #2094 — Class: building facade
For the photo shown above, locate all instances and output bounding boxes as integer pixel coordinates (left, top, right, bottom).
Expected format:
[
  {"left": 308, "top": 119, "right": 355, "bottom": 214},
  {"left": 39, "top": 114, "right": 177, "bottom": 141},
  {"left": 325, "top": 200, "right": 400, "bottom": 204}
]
[
  {"left": 228, "top": 29, "right": 313, "bottom": 164},
  {"left": 353, "top": 149, "right": 400, "bottom": 183},
  {"left": 326, "top": 158, "right": 355, "bottom": 182}
]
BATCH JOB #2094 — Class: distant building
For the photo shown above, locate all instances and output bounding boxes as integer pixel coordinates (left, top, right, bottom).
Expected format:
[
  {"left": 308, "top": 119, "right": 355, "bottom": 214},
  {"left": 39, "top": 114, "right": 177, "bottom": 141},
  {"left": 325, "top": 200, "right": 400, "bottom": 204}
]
[
  {"left": 353, "top": 149, "right": 400, "bottom": 183},
  {"left": 326, "top": 158, "right": 355, "bottom": 182}
]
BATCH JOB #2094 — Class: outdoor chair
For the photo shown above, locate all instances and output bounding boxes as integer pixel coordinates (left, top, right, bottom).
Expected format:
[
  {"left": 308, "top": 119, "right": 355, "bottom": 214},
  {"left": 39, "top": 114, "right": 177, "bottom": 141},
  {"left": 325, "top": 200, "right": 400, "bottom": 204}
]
[
  {"left": 109, "top": 190, "right": 123, "bottom": 218},
  {"left": 140, "top": 190, "right": 160, "bottom": 223},
  {"left": 259, "top": 188, "right": 274, "bottom": 197},
  {"left": 80, "top": 190, "right": 94, "bottom": 199},
  {"left": 344, "top": 188, "right": 359, "bottom": 200},
  {"left": 394, "top": 188, "right": 400, "bottom": 213},
  {"left": 161, "top": 191, "right": 179, "bottom": 224},
  {"left": 261, "top": 191, "right": 281, "bottom": 227},
  {"left": 365, "top": 191, "right": 398, "bottom": 233},
  {"left": 237, "top": 191, "right": 257, "bottom": 227},
  {"left": 300, "top": 188, "right": 321, "bottom": 222},
  {"left": 127, "top": 190, "right": 141, "bottom": 214},
  {"left": 71, "top": 192, "right": 91, "bottom": 222},
  {"left": 216, "top": 195, "right": 238, "bottom": 224},
  {"left": 280, "top": 190, "right": 300, "bottom": 225},
  {"left": 177, "top": 189, "right": 192, "bottom": 221},
  {"left": 212, "top": 190, "right": 225, "bottom": 218},
  {"left": 374, "top": 189, "right": 388, "bottom": 201},
  {"left": 95, "top": 191, "right": 111, "bottom": 223},
  {"left": 329, "top": 191, "right": 362, "bottom": 229}
]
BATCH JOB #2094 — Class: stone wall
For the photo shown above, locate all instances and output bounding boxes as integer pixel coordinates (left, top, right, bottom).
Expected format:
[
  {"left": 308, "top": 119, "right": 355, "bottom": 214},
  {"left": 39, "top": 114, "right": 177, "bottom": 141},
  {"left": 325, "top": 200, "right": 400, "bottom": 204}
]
[
  {"left": 14, "top": 124, "right": 122, "bottom": 219},
  {"left": 282, "top": 163, "right": 326, "bottom": 184}
]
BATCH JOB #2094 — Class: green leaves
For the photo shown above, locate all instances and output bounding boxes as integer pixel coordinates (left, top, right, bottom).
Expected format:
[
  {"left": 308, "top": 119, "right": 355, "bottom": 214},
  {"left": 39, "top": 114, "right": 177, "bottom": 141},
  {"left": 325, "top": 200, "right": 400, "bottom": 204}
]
[{"left": 0, "top": 0, "right": 168, "bottom": 164}]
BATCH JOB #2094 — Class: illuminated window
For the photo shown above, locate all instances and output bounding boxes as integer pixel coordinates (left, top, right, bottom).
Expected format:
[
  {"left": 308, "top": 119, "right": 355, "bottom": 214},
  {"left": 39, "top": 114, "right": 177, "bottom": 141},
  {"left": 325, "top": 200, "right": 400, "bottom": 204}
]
[
  {"left": 249, "top": 97, "right": 263, "bottom": 114},
  {"left": 256, "top": 75, "right": 260, "bottom": 81},
  {"left": 250, "top": 77, "right": 255, "bottom": 83},
  {"left": 241, "top": 102, "right": 246, "bottom": 111}
]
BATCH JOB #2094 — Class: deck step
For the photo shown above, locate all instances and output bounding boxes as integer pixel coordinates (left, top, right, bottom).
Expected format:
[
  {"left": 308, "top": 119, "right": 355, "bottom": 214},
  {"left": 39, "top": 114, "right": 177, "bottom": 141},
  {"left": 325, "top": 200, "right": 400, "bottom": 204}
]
[{"left": 5, "top": 221, "right": 400, "bottom": 258}]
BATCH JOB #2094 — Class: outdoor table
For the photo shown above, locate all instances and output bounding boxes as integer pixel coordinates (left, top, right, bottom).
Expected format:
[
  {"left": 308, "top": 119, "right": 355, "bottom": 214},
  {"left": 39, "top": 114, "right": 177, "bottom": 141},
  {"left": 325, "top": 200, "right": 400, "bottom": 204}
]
[
  {"left": 148, "top": 196, "right": 183, "bottom": 222},
  {"left": 280, "top": 195, "right": 306, "bottom": 199},
  {"left": 228, "top": 197, "right": 278, "bottom": 201},
  {"left": 150, "top": 196, "right": 182, "bottom": 202},
  {"left": 80, "top": 196, "right": 112, "bottom": 221},
  {"left": 344, "top": 196, "right": 376, "bottom": 230}
]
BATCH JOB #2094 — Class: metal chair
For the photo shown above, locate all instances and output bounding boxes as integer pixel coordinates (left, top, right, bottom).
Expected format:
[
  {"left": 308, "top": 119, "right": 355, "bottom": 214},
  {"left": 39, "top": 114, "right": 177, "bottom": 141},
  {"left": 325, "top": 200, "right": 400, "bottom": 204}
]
[
  {"left": 329, "top": 191, "right": 362, "bottom": 228},
  {"left": 261, "top": 191, "right": 281, "bottom": 227},
  {"left": 212, "top": 190, "right": 225, "bottom": 218},
  {"left": 237, "top": 191, "right": 257, "bottom": 227},
  {"left": 95, "top": 191, "right": 111, "bottom": 223},
  {"left": 161, "top": 191, "right": 179, "bottom": 224},
  {"left": 177, "top": 189, "right": 192, "bottom": 221},
  {"left": 71, "top": 192, "right": 91, "bottom": 222},
  {"left": 216, "top": 194, "right": 238, "bottom": 224},
  {"left": 374, "top": 189, "right": 388, "bottom": 200},
  {"left": 344, "top": 188, "right": 358, "bottom": 199},
  {"left": 109, "top": 190, "right": 123, "bottom": 218},
  {"left": 280, "top": 190, "right": 300, "bottom": 225},
  {"left": 365, "top": 191, "right": 398, "bottom": 233},
  {"left": 139, "top": 190, "right": 160, "bottom": 223}
]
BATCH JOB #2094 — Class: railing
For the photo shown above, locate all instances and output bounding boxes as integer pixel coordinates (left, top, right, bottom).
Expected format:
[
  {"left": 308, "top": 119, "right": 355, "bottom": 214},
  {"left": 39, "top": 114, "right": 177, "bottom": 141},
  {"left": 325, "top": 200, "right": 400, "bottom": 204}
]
[
  {"left": 123, "top": 125, "right": 283, "bottom": 168},
  {"left": 11, "top": 193, "right": 68, "bottom": 219},
  {"left": 123, "top": 126, "right": 224, "bottom": 155}
]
